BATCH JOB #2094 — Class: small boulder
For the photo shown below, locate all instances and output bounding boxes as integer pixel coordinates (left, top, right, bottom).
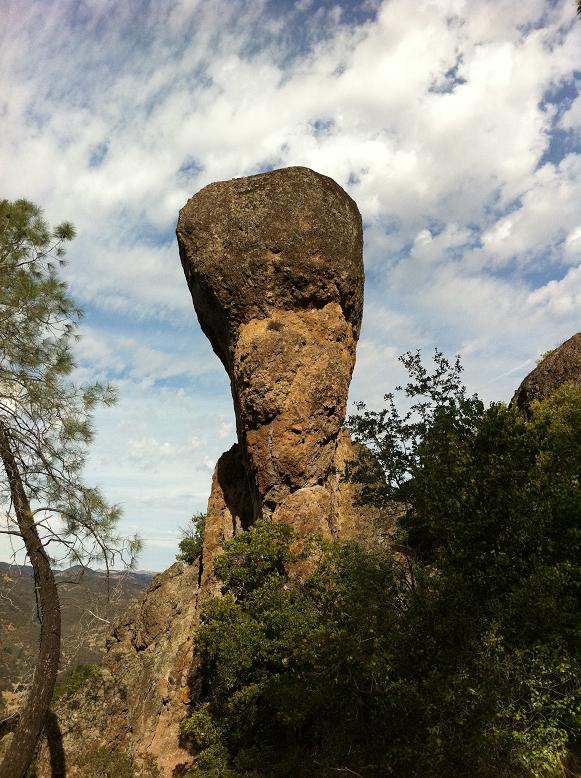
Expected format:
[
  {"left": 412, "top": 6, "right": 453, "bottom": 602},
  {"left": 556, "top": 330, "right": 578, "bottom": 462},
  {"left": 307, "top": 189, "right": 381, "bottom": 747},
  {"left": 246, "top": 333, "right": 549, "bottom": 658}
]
[{"left": 511, "top": 333, "right": 581, "bottom": 415}]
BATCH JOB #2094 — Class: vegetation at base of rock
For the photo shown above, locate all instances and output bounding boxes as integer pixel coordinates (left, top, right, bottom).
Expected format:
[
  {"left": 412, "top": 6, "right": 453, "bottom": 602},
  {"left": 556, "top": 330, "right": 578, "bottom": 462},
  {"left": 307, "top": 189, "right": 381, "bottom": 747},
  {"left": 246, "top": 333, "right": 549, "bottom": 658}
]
[
  {"left": 76, "top": 747, "right": 134, "bottom": 778},
  {"left": 176, "top": 513, "right": 207, "bottom": 564},
  {"left": 24, "top": 761, "right": 35, "bottom": 778},
  {"left": 181, "top": 353, "right": 581, "bottom": 778},
  {"left": 75, "top": 747, "right": 161, "bottom": 778},
  {"left": 52, "top": 664, "right": 101, "bottom": 703}
]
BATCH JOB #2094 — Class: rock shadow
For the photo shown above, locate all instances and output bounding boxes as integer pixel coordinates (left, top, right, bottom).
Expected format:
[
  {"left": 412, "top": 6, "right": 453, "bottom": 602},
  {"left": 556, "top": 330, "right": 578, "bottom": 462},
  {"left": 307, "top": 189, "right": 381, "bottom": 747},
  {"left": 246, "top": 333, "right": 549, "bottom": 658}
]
[
  {"left": 45, "top": 710, "right": 66, "bottom": 777},
  {"left": 216, "top": 443, "right": 255, "bottom": 532}
]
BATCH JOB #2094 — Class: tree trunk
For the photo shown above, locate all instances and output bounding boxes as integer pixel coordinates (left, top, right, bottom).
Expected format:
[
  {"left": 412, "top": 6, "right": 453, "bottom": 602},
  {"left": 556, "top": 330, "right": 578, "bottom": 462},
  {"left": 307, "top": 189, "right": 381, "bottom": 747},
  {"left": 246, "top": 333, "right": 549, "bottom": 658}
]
[{"left": 0, "top": 422, "right": 61, "bottom": 778}]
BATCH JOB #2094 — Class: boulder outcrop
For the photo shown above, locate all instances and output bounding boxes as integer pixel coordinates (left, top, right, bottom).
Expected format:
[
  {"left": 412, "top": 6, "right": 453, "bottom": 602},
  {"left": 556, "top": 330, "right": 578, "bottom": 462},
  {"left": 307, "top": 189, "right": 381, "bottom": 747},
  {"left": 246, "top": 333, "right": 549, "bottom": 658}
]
[
  {"left": 511, "top": 333, "right": 581, "bottom": 416},
  {"left": 177, "top": 167, "right": 367, "bottom": 565}
]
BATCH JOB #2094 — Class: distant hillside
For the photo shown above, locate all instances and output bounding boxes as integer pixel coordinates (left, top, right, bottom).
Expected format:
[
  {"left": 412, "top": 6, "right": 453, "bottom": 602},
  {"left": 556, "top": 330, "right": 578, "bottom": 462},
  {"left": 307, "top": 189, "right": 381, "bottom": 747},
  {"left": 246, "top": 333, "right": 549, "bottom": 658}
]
[
  {"left": 0, "top": 561, "right": 156, "bottom": 587},
  {"left": 0, "top": 563, "right": 155, "bottom": 715}
]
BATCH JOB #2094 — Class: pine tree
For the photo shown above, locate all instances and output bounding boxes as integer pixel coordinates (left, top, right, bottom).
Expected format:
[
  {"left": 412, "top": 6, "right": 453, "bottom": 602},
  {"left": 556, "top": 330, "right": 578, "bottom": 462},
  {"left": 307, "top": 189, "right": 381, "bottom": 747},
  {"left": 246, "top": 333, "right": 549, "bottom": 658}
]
[{"left": 0, "top": 199, "right": 140, "bottom": 778}]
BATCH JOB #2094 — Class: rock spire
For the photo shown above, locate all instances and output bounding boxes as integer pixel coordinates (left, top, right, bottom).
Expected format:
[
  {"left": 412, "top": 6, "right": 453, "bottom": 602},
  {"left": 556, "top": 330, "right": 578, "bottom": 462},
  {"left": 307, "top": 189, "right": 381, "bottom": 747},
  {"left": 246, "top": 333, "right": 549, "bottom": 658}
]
[
  {"left": 177, "top": 166, "right": 371, "bottom": 581},
  {"left": 34, "top": 168, "right": 384, "bottom": 777}
]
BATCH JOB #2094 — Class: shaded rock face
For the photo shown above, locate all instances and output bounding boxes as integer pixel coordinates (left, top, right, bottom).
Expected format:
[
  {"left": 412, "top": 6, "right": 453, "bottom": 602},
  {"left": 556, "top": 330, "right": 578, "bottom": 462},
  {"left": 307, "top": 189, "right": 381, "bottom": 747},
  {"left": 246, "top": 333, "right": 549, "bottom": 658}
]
[
  {"left": 200, "top": 443, "right": 253, "bottom": 592},
  {"left": 511, "top": 333, "right": 581, "bottom": 416},
  {"left": 177, "top": 167, "right": 364, "bottom": 543}
]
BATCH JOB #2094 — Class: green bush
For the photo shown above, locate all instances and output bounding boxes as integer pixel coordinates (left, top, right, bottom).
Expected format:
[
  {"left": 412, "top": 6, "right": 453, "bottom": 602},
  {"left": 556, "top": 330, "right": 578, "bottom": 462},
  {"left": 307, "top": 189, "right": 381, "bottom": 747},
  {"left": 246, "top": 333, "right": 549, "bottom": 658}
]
[
  {"left": 181, "top": 354, "right": 580, "bottom": 777},
  {"left": 75, "top": 747, "right": 161, "bottom": 778},
  {"left": 24, "top": 760, "right": 36, "bottom": 778},
  {"left": 177, "top": 512, "right": 206, "bottom": 564},
  {"left": 52, "top": 664, "right": 101, "bottom": 703},
  {"left": 77, "top": 746, "right": 135, "bottom": 778}
]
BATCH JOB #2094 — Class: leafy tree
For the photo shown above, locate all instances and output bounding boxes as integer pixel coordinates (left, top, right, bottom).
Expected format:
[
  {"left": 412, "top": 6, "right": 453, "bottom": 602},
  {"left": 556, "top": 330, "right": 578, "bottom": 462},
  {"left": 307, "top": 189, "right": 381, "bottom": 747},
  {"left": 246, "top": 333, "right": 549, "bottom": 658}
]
[
  {"left": 176, "top": 512, "right": 207, "bottom": 564},
  {"left": 181, "top": 353, "right": 580, "bottom": 777},
  {"left": 347, "top": 354, "right": 581, "bottom": 774},
  {"left": 0, "top": 199, "right": 140, "bottom": 778}
]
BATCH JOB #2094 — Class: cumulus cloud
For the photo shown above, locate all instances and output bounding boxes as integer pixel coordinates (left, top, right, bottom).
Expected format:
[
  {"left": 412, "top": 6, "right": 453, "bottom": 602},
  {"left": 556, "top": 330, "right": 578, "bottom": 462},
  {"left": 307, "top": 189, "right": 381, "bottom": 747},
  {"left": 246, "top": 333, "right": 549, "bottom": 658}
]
[
  {"left": 74, "top": 326, "right": 218, "bottom": 385},
  {"left": 1, "top": 0, "right": 580, "bottom": 567},
  {"left": 479, "top": 154, "right": 581, "bottom": 269},
  {"left": 81, "top": 379, "right": 234, "bottom": 568},
  {"left": 127, "top": 434, "right": 202, "bottom": 469}
]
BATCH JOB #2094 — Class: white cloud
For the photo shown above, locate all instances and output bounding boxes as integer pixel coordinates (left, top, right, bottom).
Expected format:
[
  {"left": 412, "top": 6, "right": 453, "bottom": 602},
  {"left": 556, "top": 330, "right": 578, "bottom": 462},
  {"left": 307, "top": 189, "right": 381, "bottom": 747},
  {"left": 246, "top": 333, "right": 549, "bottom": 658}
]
[
  {"left": 81, "top": 379, "right": 235, "bottom": 568},
  {"left": 127, "top": 434, "right": 202, "bottom": 469},
  {"left": 1, "top": 0, "right": 580, "bottom": 568},
  {"left": 480, "top": 155, "right": 581, "bottom": 268},
  {"left": 74, "top": 326, "right": 219, "bottom": 386},
  {"left": 560, "top": 91, "right": 581, "bottom": 132},
  {"left": 527, "top": 264, "right": 581, "bottom": 315}
]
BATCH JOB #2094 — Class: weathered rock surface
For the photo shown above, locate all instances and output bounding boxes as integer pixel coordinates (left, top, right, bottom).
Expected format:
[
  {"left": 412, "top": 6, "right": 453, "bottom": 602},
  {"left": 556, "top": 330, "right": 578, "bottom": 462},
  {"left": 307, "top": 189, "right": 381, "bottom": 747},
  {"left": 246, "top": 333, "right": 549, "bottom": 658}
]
[
  {"left": 177, "top": 166, "right": 363, "bottom": 371},
  {"left": 37, "top": 563, "right": 199, "bottom": 777},
  {"left": 177, "top": 166, "right": 365, "bottom": 542},
  {"left": 511, "top": 333, "right": 581, "bottom": 415}
]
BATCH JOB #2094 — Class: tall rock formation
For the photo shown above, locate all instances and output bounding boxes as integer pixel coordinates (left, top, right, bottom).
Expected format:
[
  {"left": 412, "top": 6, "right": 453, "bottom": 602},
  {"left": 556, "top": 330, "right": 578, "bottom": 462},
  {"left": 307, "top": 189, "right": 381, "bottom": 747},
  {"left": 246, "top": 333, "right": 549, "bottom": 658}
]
[
  {"left": 177, "top": 166, "right": 377, "bottom": 585},
  {"left": 34, "top": 168, "right": 384, "bottom": 777}
]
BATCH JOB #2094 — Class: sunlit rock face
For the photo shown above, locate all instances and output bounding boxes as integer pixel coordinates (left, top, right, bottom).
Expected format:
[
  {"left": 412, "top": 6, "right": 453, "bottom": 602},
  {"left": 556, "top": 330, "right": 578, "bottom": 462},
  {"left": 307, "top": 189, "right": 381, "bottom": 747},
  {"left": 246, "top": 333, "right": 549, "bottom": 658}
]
[
  {"left": 177, "top": 166, "right": 368, "bottom": 572},
  {"left": 511, "top": 332, "right": 581, "bottom": 416}
]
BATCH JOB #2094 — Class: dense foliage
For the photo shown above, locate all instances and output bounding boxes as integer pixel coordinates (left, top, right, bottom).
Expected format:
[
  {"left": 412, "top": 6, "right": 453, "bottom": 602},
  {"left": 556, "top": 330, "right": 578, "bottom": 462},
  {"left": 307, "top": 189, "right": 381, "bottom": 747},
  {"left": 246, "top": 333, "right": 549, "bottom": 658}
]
[
  {"left": 176, "top": 512, "right": 207, "bottom": 564},
  {"left": 182, "top": 353, "right": 580, "bottom": 777}
]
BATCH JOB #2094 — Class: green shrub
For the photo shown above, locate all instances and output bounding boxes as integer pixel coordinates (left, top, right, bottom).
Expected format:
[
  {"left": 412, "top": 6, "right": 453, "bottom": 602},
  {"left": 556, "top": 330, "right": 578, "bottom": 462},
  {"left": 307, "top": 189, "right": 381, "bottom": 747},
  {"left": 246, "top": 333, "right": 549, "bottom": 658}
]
[
  {"left": 24, "top": 759, "right": 36, "bottom": 778},
  {"left": 181, "top": 354, "right": 580, "bottom": 777},
  {"left": 76, "top": 749, "right": 161, "bottom": 778},
  {"left": 177, "top": 512, "right": 206, "bottom": 564},
  {"left": 52, "top": 664, "right": 101, "bottom": 703},
  {"left": 140, "top": 754, "right": 162, "bottom": 778},
  {"left": 77, "top": 746, "right": 134, "bottom": 778}
]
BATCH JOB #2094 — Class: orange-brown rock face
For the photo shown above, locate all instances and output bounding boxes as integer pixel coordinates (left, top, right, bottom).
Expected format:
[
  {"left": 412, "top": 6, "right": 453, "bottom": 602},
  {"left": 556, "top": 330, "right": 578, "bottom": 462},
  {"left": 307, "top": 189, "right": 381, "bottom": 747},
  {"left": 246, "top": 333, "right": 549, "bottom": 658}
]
[
  {"left": 36, "top": 563, "right": 200, "bottom": 777},
  {"left": 177, "top": 167, "right": 364, "bottom": 543}
]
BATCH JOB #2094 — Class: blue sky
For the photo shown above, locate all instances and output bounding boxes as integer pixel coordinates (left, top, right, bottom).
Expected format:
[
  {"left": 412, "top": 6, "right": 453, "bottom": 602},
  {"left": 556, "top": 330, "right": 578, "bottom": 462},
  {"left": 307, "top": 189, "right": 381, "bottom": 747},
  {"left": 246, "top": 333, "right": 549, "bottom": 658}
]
[{"left": 1, "top": 0, "right": 580, "bottom": 570}]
